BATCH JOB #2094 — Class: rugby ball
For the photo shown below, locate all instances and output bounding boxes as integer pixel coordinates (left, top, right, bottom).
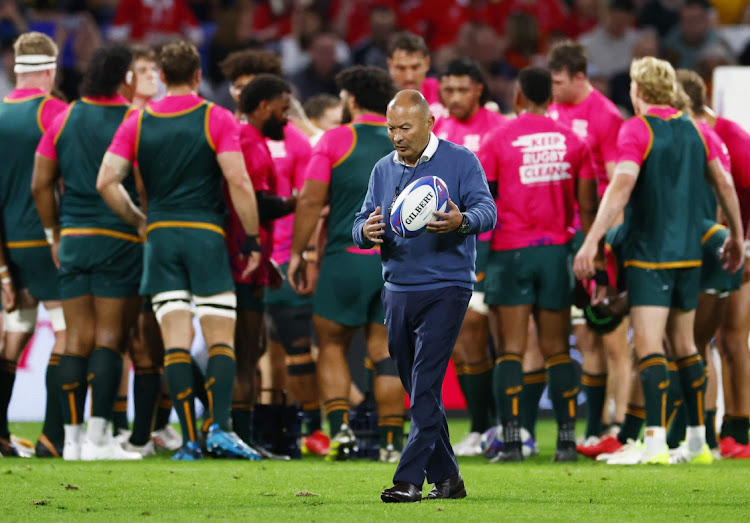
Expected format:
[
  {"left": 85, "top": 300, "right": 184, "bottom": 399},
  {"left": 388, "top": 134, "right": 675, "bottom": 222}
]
[{"left": 390, "top": 175, "right": 449, "bottom": 238}]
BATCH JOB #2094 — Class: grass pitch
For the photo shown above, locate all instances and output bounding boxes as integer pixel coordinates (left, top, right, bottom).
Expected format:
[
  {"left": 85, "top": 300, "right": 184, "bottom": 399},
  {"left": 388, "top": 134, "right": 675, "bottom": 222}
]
[{"left": 3, "top": 420, "right": 750, "bottom": 522}]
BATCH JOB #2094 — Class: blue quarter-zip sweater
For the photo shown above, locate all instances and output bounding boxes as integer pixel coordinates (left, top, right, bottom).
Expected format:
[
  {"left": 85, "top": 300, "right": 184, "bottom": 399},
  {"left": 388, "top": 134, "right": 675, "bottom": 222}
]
[{"left": 352, "top": 137, "right": 496, "bottom": 291}]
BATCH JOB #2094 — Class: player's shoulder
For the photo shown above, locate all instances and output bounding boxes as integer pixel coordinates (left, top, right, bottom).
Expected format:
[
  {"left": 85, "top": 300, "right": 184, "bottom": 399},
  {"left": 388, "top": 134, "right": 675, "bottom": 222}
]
[
  {"left": 620, "top": 114, "right": 648, "bottom": 133},
  {"left": 284, "top": 122, "right": 312, "bottom": 149},
  {"left": 317, "top": 123, "right": 356, "bottom": 148},
  {"left": 716, "top": 116, "right": 750, "bottom": 139},
  {"left": 206, "top": 101, "right": 235, "bottom": 122},
  {"left": 42, "top": 96, "right": 69, "bottom": 118}
]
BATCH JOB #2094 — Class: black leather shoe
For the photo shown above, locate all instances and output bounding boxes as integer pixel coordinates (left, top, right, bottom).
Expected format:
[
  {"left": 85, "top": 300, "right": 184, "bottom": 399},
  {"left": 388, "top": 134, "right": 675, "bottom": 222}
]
[
  {"left": 426, "top": 473, "right": 466, "bottom": 500},
  {"left": 381, "top": 482, "right": 422, "bottom": 503}
]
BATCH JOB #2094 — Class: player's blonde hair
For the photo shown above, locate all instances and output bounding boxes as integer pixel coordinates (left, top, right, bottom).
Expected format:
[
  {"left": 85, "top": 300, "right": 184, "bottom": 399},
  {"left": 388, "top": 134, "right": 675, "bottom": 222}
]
[
  {"left": 630, "top": 57, "right": 675, "bottom": 105},
  {"left": 13, "top": 31, "right": 58, "bottom": 58}
]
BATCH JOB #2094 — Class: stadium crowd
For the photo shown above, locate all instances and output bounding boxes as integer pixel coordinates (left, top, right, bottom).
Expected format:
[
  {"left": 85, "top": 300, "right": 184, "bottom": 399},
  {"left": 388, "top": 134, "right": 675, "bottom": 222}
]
[{"left": 0, "top": 0, "right": 749, "bottom": 488}]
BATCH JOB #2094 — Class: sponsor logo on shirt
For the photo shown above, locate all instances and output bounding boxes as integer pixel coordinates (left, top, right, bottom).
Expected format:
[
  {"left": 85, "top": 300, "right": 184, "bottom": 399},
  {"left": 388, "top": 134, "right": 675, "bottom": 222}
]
[
  {"left": 572, "top": 119, "right": 588, "bottom": 139},
  {"left": 512, "top": 132, "right": 572, "bottom": 184},
  {"left": 266, "top": 140, "right": 287, "bottom": 159}
]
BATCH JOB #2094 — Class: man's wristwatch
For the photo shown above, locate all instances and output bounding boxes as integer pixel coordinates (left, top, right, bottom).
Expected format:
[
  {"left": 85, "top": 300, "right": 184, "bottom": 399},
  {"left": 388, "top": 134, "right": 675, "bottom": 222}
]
[{"left": 457, "top": 214, "right": 470, "bottom": 234}]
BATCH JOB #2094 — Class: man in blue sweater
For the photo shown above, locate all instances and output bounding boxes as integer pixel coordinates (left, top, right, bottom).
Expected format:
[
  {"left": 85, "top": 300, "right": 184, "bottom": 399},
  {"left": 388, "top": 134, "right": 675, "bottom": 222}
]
[{"left": 353, "top": 90, "right": 496, "bottom": 503}]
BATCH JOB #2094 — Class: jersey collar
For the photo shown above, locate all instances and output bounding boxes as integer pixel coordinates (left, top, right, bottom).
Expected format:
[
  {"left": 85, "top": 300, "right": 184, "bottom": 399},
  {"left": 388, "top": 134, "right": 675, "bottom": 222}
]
[{"left": 393, "top": 132, "right": 439, "bottom": 167}]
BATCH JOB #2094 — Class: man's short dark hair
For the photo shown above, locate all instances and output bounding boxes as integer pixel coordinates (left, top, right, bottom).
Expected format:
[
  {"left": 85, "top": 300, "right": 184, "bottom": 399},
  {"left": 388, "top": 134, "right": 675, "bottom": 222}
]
[
  {"left": 547, "top": 40, "right": 588, "bottom": 76},
  {"left": 439, "top": 57, "right": 490, "bottom": 105},
  {"left": 239, "top": 74, "right": 291, "bottom": 114},
  {"left": 131, "top": 44, "right": 156, "bottom": 63},
  {"left": 159, "top": 41, "right": 201, "bottom": 85},
  {"left": 80, "top": 45, "right": 133, "bottom": 98},
  {"left": 336, "top": 65, "right": 397, "bottom": 115},
  {"left": 303, "top": 94, "right": 340, "bottom": 120},
  {"left": 219, "top": 49, "right": 282, "bottom": 81},
  {"left": 388, "top": 32, "right": 429, "bottom": 58},
  {"left": 676, "top": 69, "right": 707, "bottom": 116},
  {"left": 518, "top": 66, "right": 552, "bottom": 105}
]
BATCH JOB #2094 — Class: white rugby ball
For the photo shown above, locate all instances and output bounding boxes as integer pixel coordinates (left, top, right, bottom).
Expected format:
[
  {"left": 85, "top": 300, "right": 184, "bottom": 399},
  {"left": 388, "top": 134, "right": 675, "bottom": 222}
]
[{"left": 390, "top": 175, "right": 449, "bottom": 238}]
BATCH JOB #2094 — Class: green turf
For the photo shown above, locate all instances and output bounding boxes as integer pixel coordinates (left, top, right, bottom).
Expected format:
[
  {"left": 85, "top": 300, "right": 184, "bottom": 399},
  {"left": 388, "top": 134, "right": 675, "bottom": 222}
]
[{"left": 3, "top": 419, "right": 750, "bottom": 521}]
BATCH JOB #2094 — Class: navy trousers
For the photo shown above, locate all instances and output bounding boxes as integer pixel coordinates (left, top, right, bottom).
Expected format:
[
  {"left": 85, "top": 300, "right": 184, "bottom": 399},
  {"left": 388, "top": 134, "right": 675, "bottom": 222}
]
[{"left": 382, "top": 285, "right": 472, "bottom": 488}]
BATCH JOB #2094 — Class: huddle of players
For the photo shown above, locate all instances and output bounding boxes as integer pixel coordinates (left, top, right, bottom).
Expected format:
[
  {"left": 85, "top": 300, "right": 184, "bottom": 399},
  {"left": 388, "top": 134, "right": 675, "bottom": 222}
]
[
  {"left": 436, "top": 39, "right": 750, "bottom": 465},
  {"left": 0, "top": 30, "right": 438, "bottom": 463},
  {"left": 3, "top": 27, "right": 750, "bottom": 467}
]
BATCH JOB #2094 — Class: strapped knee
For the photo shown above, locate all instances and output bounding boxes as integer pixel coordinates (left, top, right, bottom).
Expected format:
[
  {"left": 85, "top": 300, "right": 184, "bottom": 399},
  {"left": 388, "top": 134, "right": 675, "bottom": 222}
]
[
  {"left": 373, "top": 356, "right": 399, "bottom": 377},
  {"left": 3, "top": 307, "right": 37, "bottom": 333},
  {"left": 152, "top": 291, "right": 192, "bottom": 324},
  {"left": 47, "top": 307, "right": 66, "bottom": 332},
  {"left": 193, "top": 293, "right": 236, "bottom": 320},
  {"left": 286, "top": 344, "right": 315, "bottom": 376}
]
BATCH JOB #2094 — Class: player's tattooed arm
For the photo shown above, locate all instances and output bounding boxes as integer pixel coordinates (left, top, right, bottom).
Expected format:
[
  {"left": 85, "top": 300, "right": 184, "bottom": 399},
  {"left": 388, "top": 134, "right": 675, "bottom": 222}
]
[{"left": 97, "top": 152, "right": 146, "bottom": 236}]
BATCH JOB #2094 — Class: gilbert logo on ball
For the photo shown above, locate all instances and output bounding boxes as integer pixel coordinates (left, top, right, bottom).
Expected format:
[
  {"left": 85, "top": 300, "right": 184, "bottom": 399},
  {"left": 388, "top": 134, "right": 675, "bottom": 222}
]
[{"left": 390, "top": 176, "right": 449, "bottom": 238}]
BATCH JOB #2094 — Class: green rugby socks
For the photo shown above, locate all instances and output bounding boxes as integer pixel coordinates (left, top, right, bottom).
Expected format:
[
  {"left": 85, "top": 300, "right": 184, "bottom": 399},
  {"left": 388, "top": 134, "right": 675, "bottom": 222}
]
[
  {"left": 581, "top": 372, "right": 607, "bottom": 438},
  {"left": 205, "top": 344, "right": 236, "bottom": 431},
  {"left": 457, "top": 359, "right": 493, "bottom": 433},
  {"left": 521, "top": 369, "right": 547, "bottom": 439},
  {"left": 164, "top": 348, "right": 197, "bottom": 442}
]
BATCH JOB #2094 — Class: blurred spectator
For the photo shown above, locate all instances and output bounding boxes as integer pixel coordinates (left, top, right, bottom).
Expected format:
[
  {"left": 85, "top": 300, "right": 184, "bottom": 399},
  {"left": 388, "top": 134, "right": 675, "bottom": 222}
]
[
  {"left": 109, "top": 0, "right": 204, "bottom": 46},
  {"left": 249, "top": 0, "right": 294, "bottom": 43},
  {"left": 609, "top": 29, "right": 660, "bottom": 114},
  {"left": 565, "top": 0, "right": 602, "bottom": 39},
  {"left": 0, "top": 0, "right": 26, "bottom": 42},
  {"left": 187, "top": 0, "right": 218, "bottom": 22},
  {"left": 303, "top": 93, "right": 342, "bottom": 130},
  {"left": 397, "top": 0, "right": 476, "bottom": 51},
  {"left": 56, "top": 12, "right": 104, "bottom": 101},
  {"left": 637, "top": 0, "right": 681, "bottom": 38},
  {"left": 695, "top": 41, "right": 736, "bottom": 97},
  {"left": 502, "top": 13, "right": 544, "bottom": 74},
  {"left": 451, "top": 21, "right": 504, "bottom": 72},
  {"left": 330, "top": 0, "right": 398, "bottom": 47},
  {"left": 289, "top": 31, "right": 345, "bottom": 101},
  {"left": 662, "top": 0, "right": 728, "bottom": 70},
  {"left": 579, "top": 0, "right": 641, "bottom": 80},
  {"left": 0, "top": 36, "right": 13, "bottom": 97},
  {"left": 351, "top": 3, "right": 397, "bottom": 68},
  {"left": 273, "top": 6, "right": 350, "bottom": 76}
]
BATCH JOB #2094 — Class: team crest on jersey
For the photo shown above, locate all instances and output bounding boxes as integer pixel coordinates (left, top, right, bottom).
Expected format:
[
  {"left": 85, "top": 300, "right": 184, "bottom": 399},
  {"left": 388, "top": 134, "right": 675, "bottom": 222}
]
[
  {"left": 572, "top": 119, "right": 588, "bottom": 139},
  {"left": 266, "top": 140, "right": 287, "bottom": 159},
  {"left": 512, "top": 132, "right": 572, "bottom": 184}
]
